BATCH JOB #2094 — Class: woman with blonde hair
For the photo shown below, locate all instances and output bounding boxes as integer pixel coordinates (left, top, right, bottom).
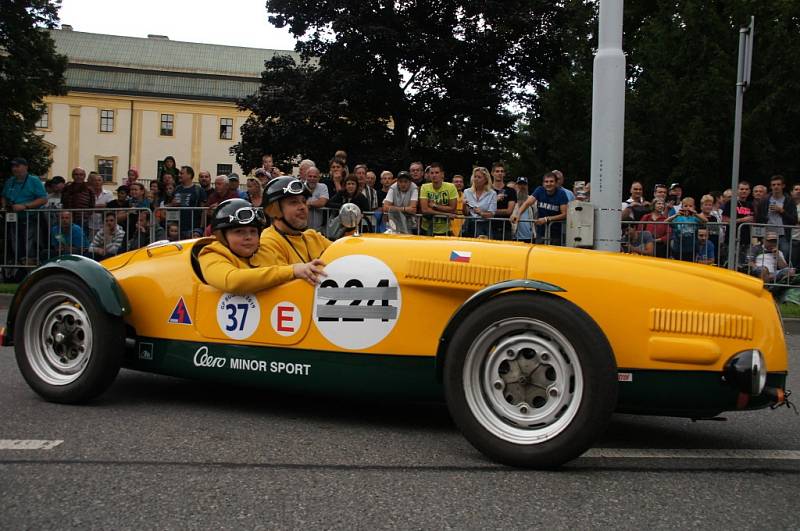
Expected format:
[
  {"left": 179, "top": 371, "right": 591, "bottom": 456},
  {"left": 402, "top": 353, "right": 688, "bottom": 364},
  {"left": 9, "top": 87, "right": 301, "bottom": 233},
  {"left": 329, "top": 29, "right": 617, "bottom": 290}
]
[
  {"left": 461, "top": 166, "right": 497, "bottom": 238},
  {"left": 246, "top": 177, "right": 264, "bottom": 208}
]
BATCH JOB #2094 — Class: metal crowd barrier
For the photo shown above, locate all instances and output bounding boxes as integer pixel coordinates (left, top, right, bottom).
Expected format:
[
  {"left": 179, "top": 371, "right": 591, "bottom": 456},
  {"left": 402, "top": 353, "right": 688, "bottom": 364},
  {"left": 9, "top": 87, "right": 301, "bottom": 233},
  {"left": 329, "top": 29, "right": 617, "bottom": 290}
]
[
  {"left": 735, "top": 222, "right": 800, "bottom": 290},
  {"left": 620, "top": 220, "right": 729, "bottom": 267},
  {"left": 6, "top": 204, "right": 797, "bottom": 295},
  {"left": 0, "top": 207, "right": 153, "bottom": 273},
  {"left": 313, "top": 206, "right": 566, "bottom": 244}
]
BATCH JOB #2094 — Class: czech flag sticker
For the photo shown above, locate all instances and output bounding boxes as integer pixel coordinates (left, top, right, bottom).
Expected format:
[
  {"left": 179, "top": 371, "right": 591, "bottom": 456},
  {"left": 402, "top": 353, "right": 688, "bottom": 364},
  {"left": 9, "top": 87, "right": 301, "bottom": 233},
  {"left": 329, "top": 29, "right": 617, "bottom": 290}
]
[
  {"left": 450, "top": 250, "right": 472, "bottom": 263},
  {"left": 168, "top": 297, "right": 192, "bottom": 325}
]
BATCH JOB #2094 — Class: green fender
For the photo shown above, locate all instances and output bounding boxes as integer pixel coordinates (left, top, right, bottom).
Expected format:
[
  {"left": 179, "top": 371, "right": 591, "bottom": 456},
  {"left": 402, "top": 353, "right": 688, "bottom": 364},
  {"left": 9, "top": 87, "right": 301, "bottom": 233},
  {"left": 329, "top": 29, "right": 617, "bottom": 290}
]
[
  {"left": 434, "top": 279, "right": 565, "bottom": 380},
  {"left": 3, "top": 255, "right": 130, "bottom": 346}
]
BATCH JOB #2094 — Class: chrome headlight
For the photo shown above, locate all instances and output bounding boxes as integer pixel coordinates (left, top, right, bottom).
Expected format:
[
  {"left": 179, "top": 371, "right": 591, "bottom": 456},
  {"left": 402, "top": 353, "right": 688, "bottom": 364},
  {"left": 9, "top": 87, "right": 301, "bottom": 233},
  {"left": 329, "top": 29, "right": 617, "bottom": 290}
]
[{"left": 723, "top": 349, "right": 767, "bottom": 396}]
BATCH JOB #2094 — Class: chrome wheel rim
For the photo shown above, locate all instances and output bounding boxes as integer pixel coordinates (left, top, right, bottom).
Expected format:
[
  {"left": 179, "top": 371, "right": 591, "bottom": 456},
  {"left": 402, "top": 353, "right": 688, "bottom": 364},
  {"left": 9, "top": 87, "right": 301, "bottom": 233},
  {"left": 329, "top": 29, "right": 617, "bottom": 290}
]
[
  {"left": 24, "top": 292, "right": 93, "bottom": 386},
  {"left": 463, "top": 317, "right": 583, "bottom": 444}
]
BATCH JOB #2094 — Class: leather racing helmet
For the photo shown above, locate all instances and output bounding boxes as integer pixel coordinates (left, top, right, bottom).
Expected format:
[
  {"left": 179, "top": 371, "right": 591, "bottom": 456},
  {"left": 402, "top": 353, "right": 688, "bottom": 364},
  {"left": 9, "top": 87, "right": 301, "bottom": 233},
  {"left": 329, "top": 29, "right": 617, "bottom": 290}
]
[
  {"left": 211, "top": 198, "right": 267, "bottom": 232},
  {"left": 264, "top": 177, "right": 312, "bottom": 219}
]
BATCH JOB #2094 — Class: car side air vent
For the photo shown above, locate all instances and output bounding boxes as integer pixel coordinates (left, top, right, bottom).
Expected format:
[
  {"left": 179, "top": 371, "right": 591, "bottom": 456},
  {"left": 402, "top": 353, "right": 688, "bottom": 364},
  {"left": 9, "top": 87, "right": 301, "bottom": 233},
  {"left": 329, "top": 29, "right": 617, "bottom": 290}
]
[
  {"left": 649, "top": 308, "right": 753, "bottom": 340},
  {"left": 405, "top": 259, "right": 513, "bottom": 287}
]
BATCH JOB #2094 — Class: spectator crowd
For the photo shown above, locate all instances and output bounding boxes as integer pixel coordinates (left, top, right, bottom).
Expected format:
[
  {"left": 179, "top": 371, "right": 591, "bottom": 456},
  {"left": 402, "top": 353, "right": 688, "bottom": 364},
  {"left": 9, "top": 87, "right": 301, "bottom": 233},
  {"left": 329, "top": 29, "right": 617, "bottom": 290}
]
[{"left": 2, "top": 152, "right": 798, "bottom": 287}]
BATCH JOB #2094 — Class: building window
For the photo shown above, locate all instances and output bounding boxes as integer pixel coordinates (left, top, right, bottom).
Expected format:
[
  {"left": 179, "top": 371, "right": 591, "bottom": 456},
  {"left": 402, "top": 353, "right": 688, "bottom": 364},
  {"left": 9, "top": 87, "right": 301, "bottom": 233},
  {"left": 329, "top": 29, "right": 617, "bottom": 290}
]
[
  {"left": 100, "top": 109, "right": 114, "bottom": 132},
  {"left": 160, "top": 114, "right": 174, "bottom": 136},
  {"left": 97, "top": 157, "right": 116, "bottom": 183},
  {"left": 216, "top": 164, "right": 233, "bottom": 176},
  {"left": 35, "top": 104, "right": 50, "bottom": 130},
  {"left": 219, "top": 118, "right": 234, "bottom": 140}
]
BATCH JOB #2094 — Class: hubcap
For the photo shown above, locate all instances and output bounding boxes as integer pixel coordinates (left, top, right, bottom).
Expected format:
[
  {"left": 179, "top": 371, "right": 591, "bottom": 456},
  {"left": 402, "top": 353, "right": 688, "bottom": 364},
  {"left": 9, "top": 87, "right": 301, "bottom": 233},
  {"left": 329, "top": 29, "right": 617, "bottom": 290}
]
[
  {"left": 463, "top": 318, "right": 583, "bottom": 444},
  {"left": 24, "top": 292, "right": 93, "bottom": 386}
]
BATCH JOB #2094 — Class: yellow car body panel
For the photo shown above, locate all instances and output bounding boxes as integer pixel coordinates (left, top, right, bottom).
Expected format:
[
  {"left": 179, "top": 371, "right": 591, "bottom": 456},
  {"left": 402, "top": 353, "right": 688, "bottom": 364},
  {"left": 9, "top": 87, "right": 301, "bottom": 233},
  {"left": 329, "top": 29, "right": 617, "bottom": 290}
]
[
  {"left": 111, "top": 235, "right": 785, "bottom": 376},
  {"left": 526, "top": 245, "right": 787, "bottom": 373}
]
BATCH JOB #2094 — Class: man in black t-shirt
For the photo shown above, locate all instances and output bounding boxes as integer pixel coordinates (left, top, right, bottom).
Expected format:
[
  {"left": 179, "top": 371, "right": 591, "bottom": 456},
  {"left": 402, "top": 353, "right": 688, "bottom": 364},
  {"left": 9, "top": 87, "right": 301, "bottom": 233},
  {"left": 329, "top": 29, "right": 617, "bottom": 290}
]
[
  {"left": 722, "top": 181, "right": 756, "bottom": 267},
  {"left": 173, "top": 165, "right": 208, "bottom": 237},
  {"left": 489, "top": 162, "right": 517, "bottom": 240}
]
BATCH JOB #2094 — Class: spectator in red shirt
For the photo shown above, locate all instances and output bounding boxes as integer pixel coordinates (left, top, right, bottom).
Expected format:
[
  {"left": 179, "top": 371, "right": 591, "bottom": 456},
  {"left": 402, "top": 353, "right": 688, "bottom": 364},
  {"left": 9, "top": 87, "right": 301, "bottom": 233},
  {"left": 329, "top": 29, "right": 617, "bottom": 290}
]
[
  {"left": 61, "top": 167, "right": 95, "bottom": 211},
  {"left": 642, "top": 198, "right": 670, "bottom": 258}
]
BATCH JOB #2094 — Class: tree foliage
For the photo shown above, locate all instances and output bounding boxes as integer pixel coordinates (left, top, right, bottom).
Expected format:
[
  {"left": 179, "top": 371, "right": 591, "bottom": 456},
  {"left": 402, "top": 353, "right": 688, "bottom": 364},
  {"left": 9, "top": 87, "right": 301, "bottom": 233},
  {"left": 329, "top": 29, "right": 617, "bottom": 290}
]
[
  {"left": 0, "top": 0, "right": 67, "bottom": 176},
  {"left": 513, "top": 0, "right": 800, "bottom": 195},
  {"left": 235, "top": 1, "right": 579, "bottom": 175}
]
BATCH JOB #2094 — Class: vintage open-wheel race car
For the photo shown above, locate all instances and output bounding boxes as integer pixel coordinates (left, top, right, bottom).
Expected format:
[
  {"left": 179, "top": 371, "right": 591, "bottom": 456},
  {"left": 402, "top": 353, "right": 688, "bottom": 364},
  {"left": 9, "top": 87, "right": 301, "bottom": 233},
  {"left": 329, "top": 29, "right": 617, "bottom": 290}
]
[{"left": 2, "top": 211, "right": 791, "bottom": 468}]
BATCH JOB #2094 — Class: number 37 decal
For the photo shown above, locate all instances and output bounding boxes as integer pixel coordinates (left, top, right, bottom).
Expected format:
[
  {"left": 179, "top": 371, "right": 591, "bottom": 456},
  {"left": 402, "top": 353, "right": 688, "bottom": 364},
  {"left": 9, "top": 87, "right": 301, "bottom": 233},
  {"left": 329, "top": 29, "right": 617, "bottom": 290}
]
[
  {"left": 217, "top": 294, "right": 260, "bottom": 340},
  {"left": 225, "top": 303, "right": 250, "bottom": 331}
]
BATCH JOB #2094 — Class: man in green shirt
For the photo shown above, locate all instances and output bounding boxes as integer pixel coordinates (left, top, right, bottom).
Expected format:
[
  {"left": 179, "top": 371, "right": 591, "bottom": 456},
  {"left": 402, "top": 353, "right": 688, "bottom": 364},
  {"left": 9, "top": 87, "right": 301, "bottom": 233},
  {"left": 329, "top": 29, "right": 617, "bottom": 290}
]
[{"left": 419, "top": 162, "right": 457, "bottom": 236}]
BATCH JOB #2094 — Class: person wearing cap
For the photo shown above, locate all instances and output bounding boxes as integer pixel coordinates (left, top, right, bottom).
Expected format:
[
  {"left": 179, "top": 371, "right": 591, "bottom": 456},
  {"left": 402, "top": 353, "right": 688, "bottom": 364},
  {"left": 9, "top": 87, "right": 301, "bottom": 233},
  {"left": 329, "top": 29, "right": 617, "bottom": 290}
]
[
  {"left": 750, "top": 231, "right": 794, "bottom": 283},
  {"left": 256, "top": 177, "right": 333, "bottom": 272},
  {"left": 512, "top": 171, "right": 569, "bottom": 245},
  {"left": 3, "top": 158, "right": 47, "bottom": 263},
  {"left": 199, "top": 198, "right": 326, "bottom": 294},
  {"left": 226, "top": 173, "right": 247, "bottom": 200},
  {"left": 45, "top": 176, "right": 66, "bottom": 209},
  {"left": 3, "top": 158, "right": 46, "bottom": 213},
  {"left": 108, "top": 185, "right": 131, "bottom": 209},
  {"left": 382, "top": 171, "right": 418, "bottom": 234},
  {"left": 667, "top": 183, "right": 683, "bottom": 215}
]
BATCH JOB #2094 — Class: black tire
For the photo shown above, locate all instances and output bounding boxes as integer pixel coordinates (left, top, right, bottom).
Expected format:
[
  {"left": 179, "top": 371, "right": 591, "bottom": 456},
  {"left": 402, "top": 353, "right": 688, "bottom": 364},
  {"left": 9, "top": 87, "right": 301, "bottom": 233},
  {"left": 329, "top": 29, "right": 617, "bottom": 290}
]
[
  {"left": 14, "top": 274, "right": 125, "bottom": 404},
  {"left": 444, "top": 292, "right": 617, "bottom": 468}
]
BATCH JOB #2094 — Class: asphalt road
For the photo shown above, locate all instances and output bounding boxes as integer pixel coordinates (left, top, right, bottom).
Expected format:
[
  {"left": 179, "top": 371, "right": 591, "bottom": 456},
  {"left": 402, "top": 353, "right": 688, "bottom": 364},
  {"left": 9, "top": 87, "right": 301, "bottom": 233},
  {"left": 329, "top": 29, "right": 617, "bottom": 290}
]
[{"left": 1, "top": 303, "right": 798, "bottom": 529}]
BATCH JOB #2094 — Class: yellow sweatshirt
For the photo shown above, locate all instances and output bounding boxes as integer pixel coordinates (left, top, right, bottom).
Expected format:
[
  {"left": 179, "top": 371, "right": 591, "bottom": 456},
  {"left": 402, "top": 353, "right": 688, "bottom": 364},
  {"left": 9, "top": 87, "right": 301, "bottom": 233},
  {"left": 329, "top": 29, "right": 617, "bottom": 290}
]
[
  {"left": 198, "top": 240, "right": 294, "bottom": 295},
  {"left": 256, "top": 225, "right": 332, "bottom": 266}
]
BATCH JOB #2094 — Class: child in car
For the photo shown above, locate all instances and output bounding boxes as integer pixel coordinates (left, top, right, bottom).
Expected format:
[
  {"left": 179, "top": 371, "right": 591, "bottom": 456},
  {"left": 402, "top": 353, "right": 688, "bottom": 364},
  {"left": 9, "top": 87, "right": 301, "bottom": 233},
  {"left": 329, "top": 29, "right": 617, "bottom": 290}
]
[{"left": 198, "top": 198, "right": 325, "bottom": 294}]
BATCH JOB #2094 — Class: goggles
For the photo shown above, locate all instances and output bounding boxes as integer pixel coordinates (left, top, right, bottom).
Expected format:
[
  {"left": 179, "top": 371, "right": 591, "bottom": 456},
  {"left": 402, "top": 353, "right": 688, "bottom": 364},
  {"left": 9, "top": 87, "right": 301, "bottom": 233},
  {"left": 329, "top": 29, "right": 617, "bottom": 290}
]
[
  {"left": 282, "top": 179, "right": 306, "bottom": 195},
  {"left": 228, "top": 207, "right": 266, "bottom": 226}
]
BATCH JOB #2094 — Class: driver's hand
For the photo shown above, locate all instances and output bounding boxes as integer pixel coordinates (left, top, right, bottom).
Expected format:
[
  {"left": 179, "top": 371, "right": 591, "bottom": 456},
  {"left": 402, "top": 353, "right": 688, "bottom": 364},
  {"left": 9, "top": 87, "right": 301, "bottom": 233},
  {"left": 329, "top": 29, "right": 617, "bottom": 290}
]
[{"left": 293, "top": 259, "right": 327, "bottom": 285}]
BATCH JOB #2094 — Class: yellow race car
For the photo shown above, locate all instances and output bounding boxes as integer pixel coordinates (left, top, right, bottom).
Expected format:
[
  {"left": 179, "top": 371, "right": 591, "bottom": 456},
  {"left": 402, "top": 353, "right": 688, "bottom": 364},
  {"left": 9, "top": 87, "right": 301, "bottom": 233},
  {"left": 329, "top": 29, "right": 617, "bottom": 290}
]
[{"left": 3, "top": 225, "right": 790, "bottom": 468}]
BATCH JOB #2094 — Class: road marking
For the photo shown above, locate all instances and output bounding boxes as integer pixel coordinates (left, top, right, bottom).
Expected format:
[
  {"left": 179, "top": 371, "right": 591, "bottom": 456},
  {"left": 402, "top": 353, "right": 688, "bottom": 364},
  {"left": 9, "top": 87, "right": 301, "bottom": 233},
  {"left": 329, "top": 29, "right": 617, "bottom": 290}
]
[
  {"left": 0, "top": 439, "right": 63, "bottom": 450},
  {"left": 583, "top": 448, "right": 800, "bottom": 460}
]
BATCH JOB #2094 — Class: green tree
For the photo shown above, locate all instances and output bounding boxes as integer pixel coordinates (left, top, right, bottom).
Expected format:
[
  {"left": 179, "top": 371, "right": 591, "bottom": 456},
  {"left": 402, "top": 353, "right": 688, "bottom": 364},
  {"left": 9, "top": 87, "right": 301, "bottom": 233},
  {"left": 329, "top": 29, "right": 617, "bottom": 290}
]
[
  {"left": 0, "top": 0, "right": 66, "bottom": 177},
  {"left": 235, "top": 1, "right": 574, "bottom": 175},
  {"left": 513, "top": 0, "right": 800, "bottom": 196}
]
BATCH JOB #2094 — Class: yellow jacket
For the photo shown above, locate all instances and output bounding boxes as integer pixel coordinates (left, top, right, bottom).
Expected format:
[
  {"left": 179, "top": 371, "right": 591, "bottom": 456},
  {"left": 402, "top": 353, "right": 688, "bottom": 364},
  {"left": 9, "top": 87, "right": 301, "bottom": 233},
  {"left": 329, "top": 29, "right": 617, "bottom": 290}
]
[
  {"left": 256, "top": 225, "right": 332, "bottom": 266},
  {"left": 198, "top": 240, "right": 294, "bottom": 295}
]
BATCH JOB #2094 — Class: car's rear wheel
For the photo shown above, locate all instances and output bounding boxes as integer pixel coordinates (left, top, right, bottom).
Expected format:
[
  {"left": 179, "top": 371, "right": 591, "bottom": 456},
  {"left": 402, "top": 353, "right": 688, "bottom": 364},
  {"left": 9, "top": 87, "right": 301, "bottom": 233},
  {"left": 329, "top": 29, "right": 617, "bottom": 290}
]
[
  {"left": 444, "top": 293, "right": 617, "bottom": 468},
  {"left": 14, "top": 274, "right": 125, "bottom": 403}
]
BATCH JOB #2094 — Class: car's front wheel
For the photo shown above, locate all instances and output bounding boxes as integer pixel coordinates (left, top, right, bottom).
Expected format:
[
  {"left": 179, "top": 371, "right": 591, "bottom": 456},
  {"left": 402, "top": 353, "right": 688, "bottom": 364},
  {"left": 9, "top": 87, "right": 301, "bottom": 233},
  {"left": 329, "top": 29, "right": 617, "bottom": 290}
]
[
  {"left": 14, "top": 274, "right": 125, "bottom": 404},
  {"left": 444, "top": 293, "right": 617, "bottom": 468}
]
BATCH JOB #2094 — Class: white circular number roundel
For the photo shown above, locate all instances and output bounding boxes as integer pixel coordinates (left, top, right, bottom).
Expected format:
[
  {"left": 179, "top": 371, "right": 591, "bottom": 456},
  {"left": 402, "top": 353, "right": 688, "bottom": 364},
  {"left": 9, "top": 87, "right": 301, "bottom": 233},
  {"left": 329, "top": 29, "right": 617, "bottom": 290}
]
[
  {"left": 270, "top": 301, "right": 301, "bottom": 337},
  {"left": 313, "top": 255, "right": 401, "bottom": 350},
  {"left": 217, "top": 293, "right": 260, "bottom": 340}
]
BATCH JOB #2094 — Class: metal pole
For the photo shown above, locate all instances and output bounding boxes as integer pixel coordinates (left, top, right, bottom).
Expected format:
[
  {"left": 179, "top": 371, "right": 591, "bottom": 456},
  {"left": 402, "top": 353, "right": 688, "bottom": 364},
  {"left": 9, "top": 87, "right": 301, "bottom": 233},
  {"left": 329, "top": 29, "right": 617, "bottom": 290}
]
[
  {"left": 590, "top": 0, "right": 625, "bottom": 252},
  {"left": 727, "top": 17, "right": 754, "bottom": 270}
]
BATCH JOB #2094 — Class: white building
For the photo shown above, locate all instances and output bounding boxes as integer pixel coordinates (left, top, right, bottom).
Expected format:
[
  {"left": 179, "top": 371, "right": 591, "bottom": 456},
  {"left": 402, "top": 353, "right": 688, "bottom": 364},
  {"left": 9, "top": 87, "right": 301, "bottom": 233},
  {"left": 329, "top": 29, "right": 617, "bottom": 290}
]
[{"left": 37, "top": 28, "right": 298, "bottom": 184}]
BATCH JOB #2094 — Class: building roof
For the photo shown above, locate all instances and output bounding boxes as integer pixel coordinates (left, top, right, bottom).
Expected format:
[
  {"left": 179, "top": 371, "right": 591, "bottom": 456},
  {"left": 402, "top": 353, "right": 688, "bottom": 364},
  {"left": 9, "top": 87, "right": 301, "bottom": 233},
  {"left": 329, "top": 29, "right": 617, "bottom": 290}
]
[{"left": 50, "top": 29, "right": 301, "bottom": 102}]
